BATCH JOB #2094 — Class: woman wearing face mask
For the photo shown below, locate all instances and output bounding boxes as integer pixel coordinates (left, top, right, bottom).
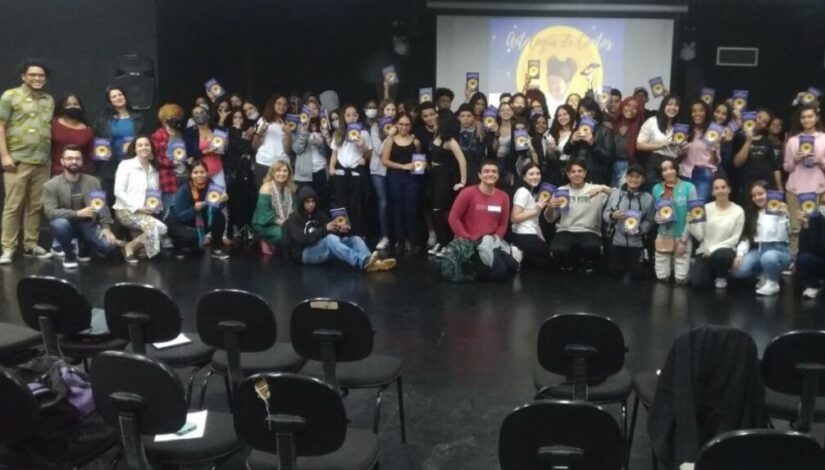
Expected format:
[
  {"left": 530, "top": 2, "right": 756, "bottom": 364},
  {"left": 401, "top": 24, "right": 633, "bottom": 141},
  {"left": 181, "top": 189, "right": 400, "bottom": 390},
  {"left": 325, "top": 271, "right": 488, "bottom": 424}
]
[
  {"left": 113, "top": 136, "right": 167, "bottom": 263},
  {"left": 509, "top": 163, "right": 553, "bottom": 268},
  {"left": 689, "top": 176, "right": 744, "bottom": 289},
  {"left": 783, "top": 104, "right": 825, "bottom": 257},
  {"left": 610, "top": 97, "right": 645, "bottom": 188},
  {"left": 369, "top": 99, "right": 396, "bottom": 250},
  {"left": 564, "top": 97, "right": 615, "bottom": 186},
  {"left": 730, "top": 181, "right": 791, "bottom": 295},
  {"left": 652, "top": 157, "right": 697, "bottom": 284},
  {"left": 252, "top": 93, "right": 292, "bottom": 188},
  {"left": 252, "top": 161, "right": 296, "bottom": 255},
  {"left": 679, "top": 101, "right": 720, "bottom": 202},
  {"left": 167, "top": 161, "right": 230, "bottom": 260},
  {"left": 382, "top": 112, "right": 423, "bottom": 253},
  {"left": 546, "top": 159, "right": 612, "bottom": 272},
  {"left": 242, "top": 101, "right": 260, "bottom": 123},
  {"left": 637, "top": 94, "right": 681, "bottom": 189},
  {"left": 50, "top": 94, "right": 93, "bottom": 175},
  {"left": 426, "top": 113, "right": 468, "bottom": 256},
  {"left": 732, "top": 109, "right": 783, "bottom": 205},
  {"left": 151, "top": 103, "right": 188, "bottom": 214},
  {"left": 329, "top": 104, "right": 372, "bottom": 236},
  {"left": 94, "top": 86, "right": 144, "bottom": 205}
]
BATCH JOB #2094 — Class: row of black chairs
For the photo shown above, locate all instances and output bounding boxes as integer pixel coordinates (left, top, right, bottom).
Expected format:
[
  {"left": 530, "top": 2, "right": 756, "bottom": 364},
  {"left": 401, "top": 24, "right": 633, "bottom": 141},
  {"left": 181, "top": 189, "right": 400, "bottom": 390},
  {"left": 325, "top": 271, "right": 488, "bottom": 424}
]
[{"left": 0, "top": 276, "right": 406, "bottom": 469}]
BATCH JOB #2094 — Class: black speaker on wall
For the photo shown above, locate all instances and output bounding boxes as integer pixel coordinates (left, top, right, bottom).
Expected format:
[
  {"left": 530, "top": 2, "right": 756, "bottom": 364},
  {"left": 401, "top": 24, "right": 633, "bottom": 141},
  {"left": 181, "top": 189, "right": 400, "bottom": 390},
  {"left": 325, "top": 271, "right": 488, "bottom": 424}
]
[{"left": 112, "top": 54, "right": 155, "bottom": 111}]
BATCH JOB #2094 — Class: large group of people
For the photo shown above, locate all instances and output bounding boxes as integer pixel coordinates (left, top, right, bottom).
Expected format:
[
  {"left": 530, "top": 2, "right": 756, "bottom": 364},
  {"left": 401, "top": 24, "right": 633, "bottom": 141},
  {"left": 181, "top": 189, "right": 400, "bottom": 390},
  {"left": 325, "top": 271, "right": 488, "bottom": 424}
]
[{"left": 1, "top": 58, "right": 824, "bottom": 298}]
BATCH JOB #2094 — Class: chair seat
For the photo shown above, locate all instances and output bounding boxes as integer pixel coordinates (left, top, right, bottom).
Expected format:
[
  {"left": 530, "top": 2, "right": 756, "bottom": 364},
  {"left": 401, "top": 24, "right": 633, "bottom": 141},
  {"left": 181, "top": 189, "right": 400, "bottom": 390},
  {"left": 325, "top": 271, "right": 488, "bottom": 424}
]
[
  {"left": 300, "top": 354, "right": 404, "bottom": 389},
  {"left": 211, "top": 343, "right": 306, "bottom": 375},
  {"left": 533, "top": 365, "right": 632, "bottom": 402},
  {"left": 246, "top": 428, "right": 379, "bottom": 470},
  {"left": 59, "top": 335, "right": 128, "bottom": 358},
  {"left": 143, "top": 410, "right": 242, "bottom": 465},
  {"left": 765, "top": 387, "right": 825, "bottom": 422},
  {"left": 632, "top": 371, "right": 659, "bottom": 407},
  {"left": 126, "top": 333, "right": 215, "bottom": 367},
  {"left": 0, "top": 323, "right": 41, "bottom": 356}
]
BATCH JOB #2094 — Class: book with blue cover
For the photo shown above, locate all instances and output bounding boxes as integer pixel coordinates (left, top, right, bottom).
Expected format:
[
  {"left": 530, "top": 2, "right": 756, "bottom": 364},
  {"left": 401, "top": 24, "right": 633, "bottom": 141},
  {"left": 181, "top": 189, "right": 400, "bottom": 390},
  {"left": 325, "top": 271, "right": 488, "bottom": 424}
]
[
  {"left": 206, "top": 184, "right": 225, "bottom": 208},
  {"left": 145, "top": 189, "right": 163, "bottom": 213},
  {"left": 210, "top": 129, "right": 227, "bottom": 154},
  {"left": 285, "top": 114, "right": 300, "bottom": 134},
  {"left": 623, "top": 210, "right": 641, "bottom": 234},
  {"left": 411, "top": 154, "right": 427, "bottom": 175},
  {"left": 703, "top": 123, "right": 725, "bottom": 146},
  {"left": 732, "top": 90, "right": 748, "bottom": 110},
  {"left": 553, "top": 189, "right": 570, "bottom": 212},
  {"left": 672, "top": 124, "right": 689, "bottom": 145},
  {"left": 382, "top": 66, "right": 398, "bottom": 85},
  {"left": 514, "top": 129, "right": 529, "bottom": 151},
  {"left": 379, "top": 116, "right": 394, "bottom": 135},
  {"left": 577, "top": 117, "right": 596, "bottom": 138},
  {"left": 688, "top": 199, "right": 705, "bottom": 223},
  {"left": 801, "top": 87, "right": 821, "bottom": 105},
  {"left": 700, "top": 87, "right": 715, "bottom": 105},
  {"left": 204, "top": 78, "right": 225, "bottom": 100},
  {"left": 299, "top": 105, "right": 312, "bottom": 126},
  {"left": 527, "top": 60, "right": 540, "bottom": 79},
  {"left": 657, "top": 199, "right": 675, "bottom": 224},
  {"left": 766, "top": 190, "right": 784, "bottom": 215},
  {"left": 88, "top": 190, "right": 107, "bottom": 212},
  {"left": 799, "top": 192, "right": 819, "bottom": 218},
  {"left": 419, "top": 87, "right": 433, "bottom": 104},
  {"left": 167, "top": 141, "right": 187, "bottom": 163},
  {"left": 93, "top": 138, "right": 112, "bottom": 161},
  {"left": 465, "top": 72, "right": 479, "bottom": 93},
  {"left": 330, "top": 207, "right": 350, "bottom": 227},
  {"left": 649, "top": 77, "right": 666, "bottom": 98},
  {"left": 741, "top": 111, "right": 757, "bottom": 133},
  {"left": 483, "top": 107, "right": 498, "bottom": 131},
  {"left": 346, "top": 123, "right": 363, "bottom": 143},
  {"left": 537, "top": 183, "right": 556, "bottom": 203}
]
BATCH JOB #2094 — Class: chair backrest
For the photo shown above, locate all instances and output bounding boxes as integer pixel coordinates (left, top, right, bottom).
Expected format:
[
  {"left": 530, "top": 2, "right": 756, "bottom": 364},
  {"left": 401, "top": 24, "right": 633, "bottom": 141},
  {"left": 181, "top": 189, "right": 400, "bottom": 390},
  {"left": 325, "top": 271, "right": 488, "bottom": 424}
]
[
  {"left": 290, "top": 298, "right": 374, "bottom": 363},
  {"left": 537, "top": 313, "right": 625, "bottom": 388},
  {"left": 104, "top": 283, "right": 182, "bottom": 350},
  {"left": 0, "top": 366, "right": 39, "bottom": 444},
  {"left": 761, "top": 330, "right": 825, "bottom": 396},
  {"left": 196, "top": 289, "right": 276, "bottom": 352},
  {"left": 17, "top": 276, "right": 92, "bottom": 335},
  {"left": 695, "top": 429, "right": 825, "bottom": 470},
  {"left": 499, "top": 400, "right": 624, "bottom": 470},
  {"left": 234, "top": 373, "right": 348, "bottom": 469}
]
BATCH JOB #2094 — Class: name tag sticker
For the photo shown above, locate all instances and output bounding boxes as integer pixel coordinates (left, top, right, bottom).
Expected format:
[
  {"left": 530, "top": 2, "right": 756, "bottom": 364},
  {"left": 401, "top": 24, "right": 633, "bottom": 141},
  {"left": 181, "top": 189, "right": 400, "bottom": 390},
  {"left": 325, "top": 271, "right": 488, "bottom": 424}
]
[{"left": 487, "top": 205, "right": 502, "bottom": 213}]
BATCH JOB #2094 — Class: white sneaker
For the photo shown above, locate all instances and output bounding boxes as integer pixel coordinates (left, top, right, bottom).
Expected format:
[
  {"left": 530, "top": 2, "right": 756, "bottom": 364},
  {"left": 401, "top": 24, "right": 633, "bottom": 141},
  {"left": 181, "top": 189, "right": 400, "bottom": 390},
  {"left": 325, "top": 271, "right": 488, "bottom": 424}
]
[
  {"left": 23, "top": 246, "right": 52, "bottom": 259},
  {"left": 435, "top": 247, "right": 446, "bottom": 258},
  {"left": 510, "top": 246, "right": 524, "bottom": 264},
  {"left": 426, "top": 231, "right": 437, "bottom": 248},
  {"left": 62, "top": 255, "right": 79, "bottom": 269},
  {"left": 0, "top": 250, "right": 13, "bottom": 265},
  {"left": 376, "top": 237, "right": 390, "bottom": 250},
  {"left": 802, "top": 287, "right": 821, "bottom": 299},
  {"left": 714, "top": 277, "right": 728, "bottom": 289},
  {"left": 427, "top": 243, "right": 442, "bottom": 256},
  {"left": 782, "top": 261, "right": 794, "bottom": 276},
  {"left": 161, "top": 236, "right": 174, "bottom": 249},
  {"left": 756, "top": 280, "right": 780, "bottom": 296},
  {"left": 50, "top": 246, "right": 65, "bottom": 257},
  {"left": 755, "top": 274, "right": 767, "bottom": 289}
]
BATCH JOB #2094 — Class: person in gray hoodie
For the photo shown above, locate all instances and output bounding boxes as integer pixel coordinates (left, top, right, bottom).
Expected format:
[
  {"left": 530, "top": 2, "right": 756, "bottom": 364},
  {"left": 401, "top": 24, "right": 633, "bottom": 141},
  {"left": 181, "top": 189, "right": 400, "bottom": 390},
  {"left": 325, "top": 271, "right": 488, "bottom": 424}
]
[{"left": 602, "top": 163, "right": 654, "bottom": 279}]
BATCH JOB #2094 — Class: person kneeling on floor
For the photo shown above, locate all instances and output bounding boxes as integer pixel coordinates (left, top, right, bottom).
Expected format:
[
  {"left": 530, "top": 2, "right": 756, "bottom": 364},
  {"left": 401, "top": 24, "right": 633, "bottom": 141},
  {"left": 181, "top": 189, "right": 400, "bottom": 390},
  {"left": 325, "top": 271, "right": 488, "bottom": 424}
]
[{"left": 283, "top": 186, "right": 396, "bottom": 271}]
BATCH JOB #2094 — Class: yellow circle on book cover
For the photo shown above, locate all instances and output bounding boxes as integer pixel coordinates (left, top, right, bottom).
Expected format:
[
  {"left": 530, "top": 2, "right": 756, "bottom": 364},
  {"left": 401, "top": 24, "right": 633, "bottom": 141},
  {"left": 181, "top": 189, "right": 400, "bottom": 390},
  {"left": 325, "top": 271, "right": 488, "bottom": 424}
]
[
  {"left": 690, "top": 206, "right": 704, "bottom": 219},
  {"left": 538, "top": 190, "right": 552, "bottom": 203},
  {"left": 91, "top": 198, "right": 104, "bottom": 210},
  {"left": 803, "top": 92, "right": 816, "bottom": 104},
  {"left": 122, "top": 142, "right": 131, "bottom": 153},
  {"left": 767, "top": 199, "right": 781, "bottom": 211},
  {"left": 95, "top": 145, "right": 109, "bottom": 157},
  {"left": 383, "top": 123, "right": 394, "bottom": 134},
  {"left": 579, "top": 126, "right": 592, "bottom": 138},
  {"left": 385, "top": 72, "right": 396, "bottom": 83},
  {"left": 300, "top": 113, "right": 309, "bottom": 124},
  {"left": 413, "top": 160, "right": 425, "bottom": 172},
  {"left": 420, "top": 93, "right": 432, "bottom": 103},
  {"left": 466, "top": 78, "right": 478, "bottom": 90},
  {"left": 320, "top": 117, "right": 329, "bottom": 129},
  {"left": 733, "top": 98, "right": 746, "bottom": 109},
  {"left": 555, "top": 196, "right": 568, "bottom": 208},
  {"left": 334, "top": 216, "right": 347, "bottom": 225},
  {"left": 705, "top": 129, "right": 719, "bottom": 143},
  {"left": 210, "top": 84, "right": 222, "bottom": 96},
  {"left": 484, "top": 116, "right": 496, "bottom": 128},
  {"left": 673, "top": 132, "right": 686, "bottom": 144},
  {"left": 516, "top": 26, "right": 603, "bottom": 100},
  {"left": 287, "top": 122, "right": 297, "bottom": 132},
  {"left": 800, "top": 142, "right": 814, "bottom": 154},
  {"left": 211, "top": 137, "right": 225, "bottom": 148},
  {"left": 145, "top": 197, "right": 160, "bottom": 210},
  {"left": 743, "top": 120, "right": 755, "bottom": 131},
  {"left": 207, "top": 190, "right": 221, "bottom": 203},
  {"left": 348, "top": 129, "right": 360, "bottom": 141},
  {"left": 624, "top": 217, "right": 638, "bottom": 231},
  {"left": 659, "top": 206, "right": 674, "bottom": 219},
  {"left": 801, "top": 200, "right": 817, "bottom": 213},
  {"left": 173, "top": 148, "right": 186, "bottom": 160},
  {"left": 701, "top": 94, "right": 713, "bottom": 105},
  {"left": 516, "top": 135, "right": 528, "bottom": 147},
  {"left": 652, "top": 83, "right": 665, "bottom": 96}
]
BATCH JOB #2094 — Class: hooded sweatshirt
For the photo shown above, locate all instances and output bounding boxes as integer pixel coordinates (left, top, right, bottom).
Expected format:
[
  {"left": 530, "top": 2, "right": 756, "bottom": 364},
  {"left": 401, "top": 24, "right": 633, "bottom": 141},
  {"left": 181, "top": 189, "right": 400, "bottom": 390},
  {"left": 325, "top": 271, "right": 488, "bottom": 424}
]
[
  {"left": 283, "top": 186, "right": 331, "bottom": 262},
  {"left": 602, "top": 185, "right": 655, "bottom": 248}
]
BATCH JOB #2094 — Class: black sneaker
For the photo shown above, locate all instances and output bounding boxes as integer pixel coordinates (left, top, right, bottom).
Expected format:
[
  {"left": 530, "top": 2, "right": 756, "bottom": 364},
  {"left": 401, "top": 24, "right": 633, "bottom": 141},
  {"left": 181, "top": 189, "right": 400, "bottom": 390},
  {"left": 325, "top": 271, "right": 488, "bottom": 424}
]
[
  {"left": 76, "top": 251, "right": 91, "bottom": 263},
  {"left": 62, "top": 253, "right": 79, "bottom": 269},
  {"left": 210, "top": 249, "right": 229, "bottom": 260}
]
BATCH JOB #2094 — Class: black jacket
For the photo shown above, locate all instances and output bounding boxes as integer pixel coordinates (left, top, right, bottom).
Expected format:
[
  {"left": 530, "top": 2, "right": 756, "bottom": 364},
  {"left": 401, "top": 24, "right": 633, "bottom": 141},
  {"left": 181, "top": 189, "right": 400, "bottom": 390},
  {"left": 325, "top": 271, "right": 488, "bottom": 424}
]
[
  {"left": 283, "top": 186, "right": 331, "bottom": 262},
  {"left": 563, "top": 123, "right": 615, "bottom": 185},
  {"left": 800, "top": 214, "right": 825, "bottom": 259},
  {"left": 647, "top": 325, "right": 765, "bottom": 469}
]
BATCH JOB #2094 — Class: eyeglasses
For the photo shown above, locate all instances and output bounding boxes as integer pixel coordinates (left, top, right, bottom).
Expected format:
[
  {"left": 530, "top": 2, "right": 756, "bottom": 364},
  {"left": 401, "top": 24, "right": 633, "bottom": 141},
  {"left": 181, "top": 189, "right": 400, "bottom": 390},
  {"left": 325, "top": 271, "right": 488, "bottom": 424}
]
[
  {"left": 62, "top": 156, "right": 82, "bottom": 161},
  {"left": 26, "top": 73, "right": 46, "bottom": 78}
]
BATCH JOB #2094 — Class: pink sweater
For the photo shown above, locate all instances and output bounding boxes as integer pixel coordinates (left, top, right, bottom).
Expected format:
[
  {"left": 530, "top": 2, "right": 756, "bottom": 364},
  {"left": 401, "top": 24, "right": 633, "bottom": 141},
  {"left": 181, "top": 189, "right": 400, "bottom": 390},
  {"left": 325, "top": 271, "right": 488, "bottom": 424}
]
[
  {"left": 448, "top": 185, "right": 510, "bottom": 240},
  {"left": 783, "top": 132, "right": 825, "bottom": 194},
  {"left": 679, "top": 129, "right": 719, "bottom": 178}
]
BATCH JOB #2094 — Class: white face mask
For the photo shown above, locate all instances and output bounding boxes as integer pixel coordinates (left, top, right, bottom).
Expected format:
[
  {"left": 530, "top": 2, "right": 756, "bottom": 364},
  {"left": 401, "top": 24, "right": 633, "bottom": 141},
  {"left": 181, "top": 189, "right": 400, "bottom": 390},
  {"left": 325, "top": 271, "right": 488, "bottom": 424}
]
[
  {"left": 332, "top": 120, "right": 340, "bottom": 130},
  {"left": 365, "top": 109, "right": 378, "bottom": 119}
]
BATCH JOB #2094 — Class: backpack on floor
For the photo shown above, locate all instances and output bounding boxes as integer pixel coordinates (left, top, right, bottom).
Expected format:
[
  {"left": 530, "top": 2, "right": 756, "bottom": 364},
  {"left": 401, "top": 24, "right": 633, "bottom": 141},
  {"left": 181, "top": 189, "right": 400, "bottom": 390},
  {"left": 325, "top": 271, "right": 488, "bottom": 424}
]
[{"left": 440, "top": 239, "right": 479, "bottom": 283}]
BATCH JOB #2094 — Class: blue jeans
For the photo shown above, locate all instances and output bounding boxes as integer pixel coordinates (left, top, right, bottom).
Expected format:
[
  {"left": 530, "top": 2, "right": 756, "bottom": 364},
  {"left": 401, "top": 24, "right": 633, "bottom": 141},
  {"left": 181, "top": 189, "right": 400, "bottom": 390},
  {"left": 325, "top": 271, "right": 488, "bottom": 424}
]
[
  {"left": 691, "top": 166, "right": 715, "bottom": 202},
  {"left": 371, "top": 174, "right": 389, "bottom": 239},
  {"left": 50, "top": 218, "right": 117, "bottom": 257},
  {"left": 731, "top": 242, "right": 791, "bottom": 282},
  {"left": 387, "top": 170, "right": 422, "bottom": 243},
  {"left": 301, "top": 234, "right": 371, "bottom": 269},
  {"left": 612, "top": 160, "right": 628, "bottom": 189}
]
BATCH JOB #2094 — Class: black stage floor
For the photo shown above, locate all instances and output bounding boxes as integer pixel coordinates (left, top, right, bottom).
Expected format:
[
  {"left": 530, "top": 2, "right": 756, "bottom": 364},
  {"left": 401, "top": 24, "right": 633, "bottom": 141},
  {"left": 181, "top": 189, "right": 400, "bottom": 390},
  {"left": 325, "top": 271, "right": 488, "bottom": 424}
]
[{"left": 1, "top": 251, "right": 823, "bottom": 469}]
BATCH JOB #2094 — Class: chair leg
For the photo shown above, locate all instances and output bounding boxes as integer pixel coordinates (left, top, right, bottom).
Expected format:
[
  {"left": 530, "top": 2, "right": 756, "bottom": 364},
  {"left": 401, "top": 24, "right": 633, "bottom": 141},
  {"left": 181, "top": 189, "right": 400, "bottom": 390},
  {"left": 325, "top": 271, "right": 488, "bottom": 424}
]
[
  {"left": 627, "top": 395, "right": 640, "bottom": 469},
  {"left": 622, "top": 399, "right": 628, "bottom": 438},
  {"left": 198, "top": 368, "right": 214, "bottom": 409},
  {"left": 185, "top": 365, "right": 204, "bottom": 408},
  {"left": 373, "top": 385, "right": 387, "bottom": 435},
  {"left": 397, "top": 376, "right": 407, "bottom": 443},
  {"left": 224, "top": 374, "right": 233, "bottom": 406}
]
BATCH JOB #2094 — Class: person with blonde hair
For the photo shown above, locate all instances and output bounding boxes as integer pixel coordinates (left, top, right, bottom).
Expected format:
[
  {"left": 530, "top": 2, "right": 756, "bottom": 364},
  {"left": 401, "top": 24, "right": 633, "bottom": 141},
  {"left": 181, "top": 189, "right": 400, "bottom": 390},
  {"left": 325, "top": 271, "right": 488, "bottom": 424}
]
[{"left": 252, "top": 160, "right": 296, "bottom": 254}]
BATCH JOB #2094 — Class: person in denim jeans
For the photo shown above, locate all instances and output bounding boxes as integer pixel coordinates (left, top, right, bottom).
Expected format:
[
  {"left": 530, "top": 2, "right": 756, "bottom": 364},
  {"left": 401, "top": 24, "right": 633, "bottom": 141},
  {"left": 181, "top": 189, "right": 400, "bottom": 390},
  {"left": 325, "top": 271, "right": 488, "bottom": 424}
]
[
  {"left": 283, "top": 186, "right": 396, "bottom": 271},
  {"left": 731, "top": 180, "right": 791, "bottom": 296}
]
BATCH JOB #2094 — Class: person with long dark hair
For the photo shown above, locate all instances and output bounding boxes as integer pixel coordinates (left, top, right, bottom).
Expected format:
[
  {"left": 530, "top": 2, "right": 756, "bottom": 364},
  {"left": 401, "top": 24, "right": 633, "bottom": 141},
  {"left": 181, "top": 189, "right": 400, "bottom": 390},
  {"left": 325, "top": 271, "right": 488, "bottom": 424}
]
[
  {"left": 509, "top": 162, "right": 553, "bottom": 267},
  {"left": 712, "top": 102, "right": 735, "bottom": 177},
  {"left": 546, "top": 104, "right": 577, "bottom": 185},
  {"left": 489, "top": 102, "right": 529, "bottom": 189},
  {"left": 610, "top": 96, "right": 645, "bottom": 187},
  {"left": 468, "top": 92, "right": 487, "bottom": 124},
  {"left": 679, "top": 100, "right": 720, "bottom": 202},
  {"left": 637, "top": 94, "right": 681, "bottom": 189},
  {"left": 564, "top": 97, "right": 615, "bottom": 185},
  {"left": 225, "top": 107, "right": 256, "bottom": 236},
  {"left": 797, "top": 194, "right": 825, "bottom": 299},
  {"left": 427, "top": 112, "right": 467, "bottom": 256},
  {"left": 167, "top": 161, "right": 230, "bottom": 260},
  {"left": 50, "top": 94, "right": 93, "bottom": 176},
  {"left": 382, "top": 111, "right": 423, "bottom": 253},
  {"left": 368, "top": 99, "right": 396, "bottom": 250},
  {"left": 329, "top": 103, "right": 371, "bottom": 236},
  {"left": 783, "top": 103, "right": 825, "bottom": 256},
  {"left": 730, "top": 181, "right": 791, "bottom": 295},
  {"left": 652, "top": 157, "right": 697, "bottom": 284},
  {"left": 527, "top": 113, "right": 557, "bottom": 186},
  {"left": 252, "top": 93, "right": 292, "bottom": 187},
  {"left": 94, "top": 86, "right": 144, "bottom": 205},
  {"left": 732, "top": 109, "right": 783, "bottom": 205}
]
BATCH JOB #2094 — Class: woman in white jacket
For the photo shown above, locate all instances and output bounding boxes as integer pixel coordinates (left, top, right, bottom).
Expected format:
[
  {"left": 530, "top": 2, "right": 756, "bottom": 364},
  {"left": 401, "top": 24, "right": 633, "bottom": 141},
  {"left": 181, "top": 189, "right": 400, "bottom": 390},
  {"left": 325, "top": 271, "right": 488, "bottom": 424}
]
[
  {"left": 730, "top": 180, "right": 792, "bottom": 295},
  {"left": 689, "top": 175, "right": 744, "bottom": 289}
]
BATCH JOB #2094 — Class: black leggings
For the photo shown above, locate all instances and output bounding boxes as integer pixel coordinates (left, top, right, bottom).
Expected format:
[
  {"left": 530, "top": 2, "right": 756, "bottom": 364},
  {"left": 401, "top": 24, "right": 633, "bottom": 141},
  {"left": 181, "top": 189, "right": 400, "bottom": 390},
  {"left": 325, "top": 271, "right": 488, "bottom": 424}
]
[
  {"left": 607, "top": 245, "right": 647, "bottom": 279},
  {"left": 690, "top": 248, "right": 736, "bottom": 289},
  {"left": 550, "top": 231, "right": 603, "bottom": 269},
  {"left": 430, "top": 164, "right": 457, "bottom": 246},
  {"left": 166, "top": 212, "right": 226, "bottom": 253},
  {"left": 331, "top": 169, "right": 367, "bottom": 236},
  {"left": 510, "top": 233, "right": 552, "bottom": 268}
]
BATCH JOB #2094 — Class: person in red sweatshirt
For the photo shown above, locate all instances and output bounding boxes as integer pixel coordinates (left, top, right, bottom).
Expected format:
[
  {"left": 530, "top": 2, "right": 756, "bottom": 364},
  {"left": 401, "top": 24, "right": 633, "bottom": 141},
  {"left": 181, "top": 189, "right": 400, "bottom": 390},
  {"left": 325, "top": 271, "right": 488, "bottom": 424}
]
[{"left": 448, "top": 159, "right": 511, "bottom": 240}]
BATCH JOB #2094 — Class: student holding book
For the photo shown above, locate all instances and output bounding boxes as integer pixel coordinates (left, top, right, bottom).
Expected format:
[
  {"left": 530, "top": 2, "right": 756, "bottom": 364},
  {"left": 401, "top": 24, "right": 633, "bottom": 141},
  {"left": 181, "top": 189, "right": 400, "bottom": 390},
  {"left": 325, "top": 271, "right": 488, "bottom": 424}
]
[
  {"left": 427, "top": 113, "right": 468, "bottom": 256},
  {"left": 282, "top": 186, "right": 396, "bottom": 271},
  {"left": 564, "top": 97, "right": 615, "bottom": 185},
  {"left": 603, "top": 163, "right": 654, "bottom": 279},
  {"left": 489, "top": 101, "right": 528, "bottom": 188},
  {"left": 252, "top": 161, "right": 296, "bottom": 255},
  {"left": 468, "top": 92, "right": 487, "bottom": 124},
  {"left": 94, "top": 87, "right": 144, "bottom": 206},
  {"left": 150, "top": 103, "right": 188, "bottom": 215},
  {"left": 382, "top": 112, "right": 423, "bottom": 253},
  {"left": 711, "top": 102, "right": 735, "bottom": 177},
  {"left": 528, "top": 113, "right": 561, "bottom": 187},
  {"left": 732, "top": 109, "right": 783, "bottom": 205},
  {"left": 651, "top": 157, "right": 697, "bottom": 284},
  {"left": 329, "top": 104, "right": 372, "bottom": 236},
  {"left": 782, "top": 103, "right": 825, "bottom": 256},
  {"left": 545, "top": 104, "right": 578, "bottom": 184},
  {"left": 610, "top": 97, "right": 645, "bottom": 188},
  {"left": 546, "top": 159, "right": 612, "bottom": 273},
  {"left": 796, "top": 195, "right": 825, "bottom": 299},
  {"left": 167, "top": 161, "right": 230, "bottom": 260},
  {"left": 637, "top": 94, "right": 682, "bottom": 189},
  {"left": 43, "top": 144, "right": 120, "bottom": 269},
  {"left": 688, "top": 176, "right": 745, "bottom": 289},
  {"left": 113, "top": 136, "right": 168, "bottom": 263},
  {"left": 679, "top": 101, "right": 721, "bottom": 202},
  {"left": 252, "top": 93, "right": 292, "bottom": 188},
  {"left": 509, "top": 163, "right": 553, "bottom": 268},
  {"left": 457, "top": 103, "right": 488, "bottom": 186},
  {"left": 369, "top": 99, "right": 396, "bottom": 250},
  {"left": 730, "top": 181, "right": 791, "bottom": 296}
]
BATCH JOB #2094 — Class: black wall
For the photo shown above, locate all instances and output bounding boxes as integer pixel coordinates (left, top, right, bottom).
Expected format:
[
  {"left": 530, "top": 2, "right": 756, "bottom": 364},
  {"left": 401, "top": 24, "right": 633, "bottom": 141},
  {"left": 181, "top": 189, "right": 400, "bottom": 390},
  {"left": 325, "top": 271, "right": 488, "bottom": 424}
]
[{"left": 0, "top": 0, "right": 158, "bottom": 121}]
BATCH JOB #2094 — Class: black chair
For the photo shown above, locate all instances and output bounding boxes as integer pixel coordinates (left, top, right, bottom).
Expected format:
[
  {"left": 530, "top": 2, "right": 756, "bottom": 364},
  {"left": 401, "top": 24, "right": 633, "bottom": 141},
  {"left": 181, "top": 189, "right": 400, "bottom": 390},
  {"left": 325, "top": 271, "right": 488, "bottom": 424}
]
[
  {"left": 499, "top": 400, "right": 624, "bottom": 470},
  {"left": 695, "top": 429, "right": 825, "bottom": 470},
  {"left": 104, "top": 283, "right": 215, "bottom": 402},
  {"left": 292, "top": 298, "right": 407, "bottom": 443},
  {"left": 533, "top": 313, "right": 631, "bottom": 436},
  {"left": 196, "top": 289, "right": 305, "bottom": 406},
  {"left": 17, "top": 276, "right": 127, "bottom": 363},
  {"left": 761, "top": 330, "right": 825, "bottom": 441},
  {"left": 0, "top": 322, "right": 41, "bottom": 366},
  {"left": 0, "top": 366, "right": 117, "bottom": 468},
  {"left": 235, "top": 373, "right": 380, "bottom": 470},
  {"left": 90, "top": 350, "right": 241, "bottom": 469}
]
